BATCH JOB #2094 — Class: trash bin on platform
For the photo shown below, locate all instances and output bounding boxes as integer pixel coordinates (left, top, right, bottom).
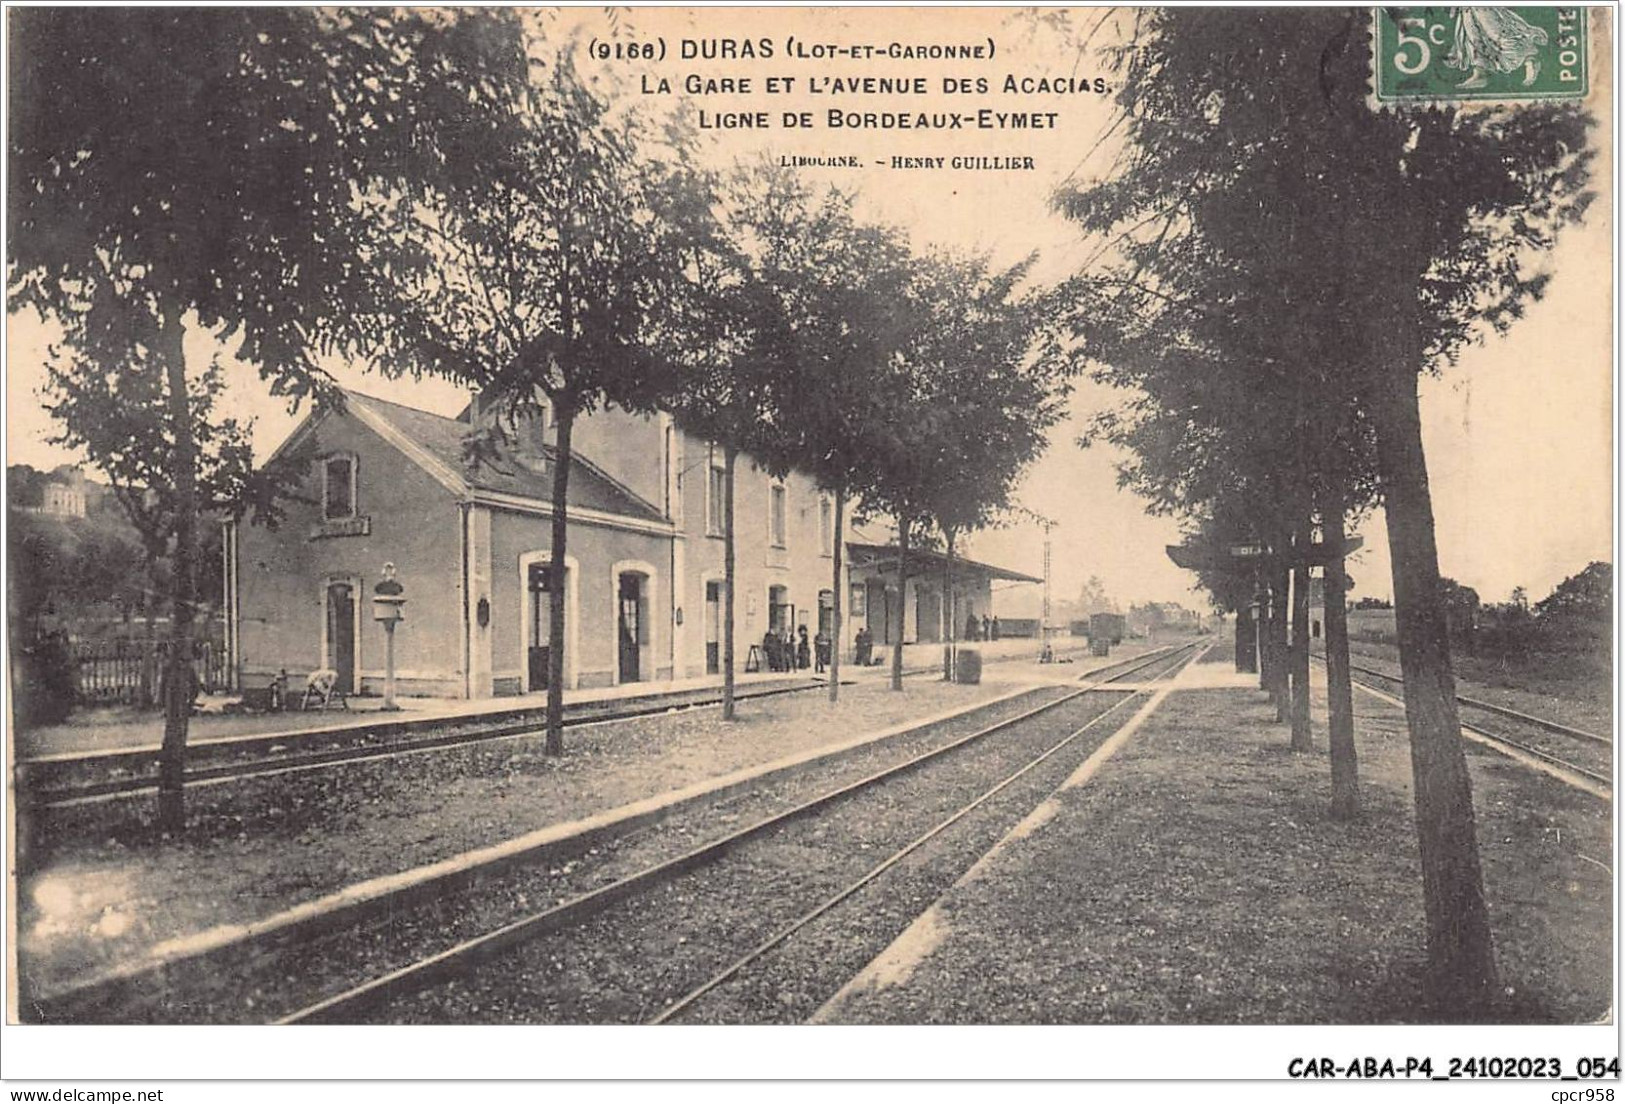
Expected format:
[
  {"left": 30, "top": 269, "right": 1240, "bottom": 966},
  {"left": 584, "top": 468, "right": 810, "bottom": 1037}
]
[{"left": 955, "top": 648, "right": 982, "bottom": 684}]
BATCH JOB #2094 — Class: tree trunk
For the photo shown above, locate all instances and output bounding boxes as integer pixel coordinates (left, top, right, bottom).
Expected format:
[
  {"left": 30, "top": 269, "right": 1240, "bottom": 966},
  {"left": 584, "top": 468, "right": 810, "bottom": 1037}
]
[
  {"left": 544, "top": 405, "right": 574, "bottom": 757},
  {"left": 157, "top": 304, "right": 196, "bottom": 833},
  {"left": 1323, "top": 498, "right": 1359, "bottom": 820},
  {"left": 890, "top": 518, "right": 909, "bottom": 691},
  {"left": 1268, "top": 565, "right": 1290, "bottom": 720},
  {"left": 1254, "top": 582, "right": 1269, "bottom": 690},
  {"left": 942, "top": 528, "right": 956, "bottom": 681},
  {"left": 1374, "top": 364, "right": 1498, "bottom": 1010},
  {"left": 828, "top": 485, "right": 844, "bottom": 704},
  {"left": 722, "top": 447, "right": 738, "bottom": 721},
  {"left": 1290, "top": 524, "right": 1313, "bottom": 752},
  {"left": 142, "top": 571, "right": 160, "bottom": 709}
]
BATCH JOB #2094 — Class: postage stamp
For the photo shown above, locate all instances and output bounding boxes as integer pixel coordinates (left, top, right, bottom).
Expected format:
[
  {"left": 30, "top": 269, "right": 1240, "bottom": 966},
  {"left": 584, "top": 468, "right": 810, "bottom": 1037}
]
[{"left": 1372, "top": 6, "right": 1590, "bottom": 105}]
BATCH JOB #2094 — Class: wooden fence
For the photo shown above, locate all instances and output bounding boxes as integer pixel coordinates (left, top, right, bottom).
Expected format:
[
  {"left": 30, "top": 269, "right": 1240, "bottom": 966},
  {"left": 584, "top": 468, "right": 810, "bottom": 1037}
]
[{"left": 71, "top": 638, "right": 231, "bottom": 705}]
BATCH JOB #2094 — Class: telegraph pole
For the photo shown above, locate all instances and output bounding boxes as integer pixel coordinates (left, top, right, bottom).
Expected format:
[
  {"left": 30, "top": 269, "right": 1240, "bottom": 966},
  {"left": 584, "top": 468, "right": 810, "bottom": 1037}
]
[{"left": 1040, "top": 520, "right": 1055, "bottom": 662}]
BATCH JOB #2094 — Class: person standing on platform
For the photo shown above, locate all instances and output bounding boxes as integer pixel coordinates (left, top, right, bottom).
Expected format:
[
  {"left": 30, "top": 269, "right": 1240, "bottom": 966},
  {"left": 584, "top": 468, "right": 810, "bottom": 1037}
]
[
  {"left": 991, "top": 616, "right": 1001, "bottom": 641},
  {"left": 796, "top": 624, "right": 811, "bottom": 670}
]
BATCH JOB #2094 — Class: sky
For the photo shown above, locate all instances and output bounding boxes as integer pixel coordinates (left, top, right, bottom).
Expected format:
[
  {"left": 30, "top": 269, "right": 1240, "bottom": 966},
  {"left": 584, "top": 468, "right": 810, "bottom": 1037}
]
[{"left": 5, "top": 7, "right": 1613, "bottom": 614}]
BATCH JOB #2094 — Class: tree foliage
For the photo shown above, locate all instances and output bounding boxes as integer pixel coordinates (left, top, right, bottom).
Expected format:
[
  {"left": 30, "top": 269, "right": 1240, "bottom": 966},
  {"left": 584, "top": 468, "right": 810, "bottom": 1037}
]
[
  {"left": 1052, "top": 6, "right": 1596, "bottom": 1011},
  {"left": 7, "top": 8, "right": 501, "bottom": 825},
  {"left": 1535, "top": 561, "right": 1610, "bottom": 623}
]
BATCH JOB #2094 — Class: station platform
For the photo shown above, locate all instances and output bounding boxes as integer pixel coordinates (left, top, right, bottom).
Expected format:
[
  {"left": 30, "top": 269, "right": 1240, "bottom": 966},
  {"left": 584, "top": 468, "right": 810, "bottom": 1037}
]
[
  {"left": 14, "top": 669, "right": 822, "bottom": 759},
  {"left": 16, "top": 633, "right": 1146, "bottom": 759},
  {"left": 813, "top": 654, "right": 1612, "bottom": 1025}
]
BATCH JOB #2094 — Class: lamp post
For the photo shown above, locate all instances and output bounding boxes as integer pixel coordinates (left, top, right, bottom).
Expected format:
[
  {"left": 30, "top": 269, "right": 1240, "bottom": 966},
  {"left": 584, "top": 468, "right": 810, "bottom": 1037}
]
[{"left": 372, "top": 563, "right": 406, "bottom": 711}]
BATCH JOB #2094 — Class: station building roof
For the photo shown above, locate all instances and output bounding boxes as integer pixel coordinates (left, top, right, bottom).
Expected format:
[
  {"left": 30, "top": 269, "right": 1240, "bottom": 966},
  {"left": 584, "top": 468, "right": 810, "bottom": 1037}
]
[{"left": 845, "top": 541, "right": 1042, "bottom": 585}]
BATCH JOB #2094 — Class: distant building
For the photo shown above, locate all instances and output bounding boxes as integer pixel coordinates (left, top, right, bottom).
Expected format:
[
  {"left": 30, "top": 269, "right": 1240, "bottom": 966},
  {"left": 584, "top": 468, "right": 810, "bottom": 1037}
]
[
  {"left": 228, "top": 390, "right": 1037, "bottom": 698},
  {"left": 9, "top": 464, "right": 111, "bottom": 519}
]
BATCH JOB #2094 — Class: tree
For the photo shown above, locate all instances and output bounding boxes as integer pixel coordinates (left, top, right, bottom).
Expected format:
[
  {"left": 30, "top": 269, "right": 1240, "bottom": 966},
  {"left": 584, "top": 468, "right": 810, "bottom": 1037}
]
[
  {"left": 747, "top": 180, "right": 919, "bottom": 703},
  {"left": 1076, "top": 576, "right": 1116, "bottom": 617},
  {"left": 332, "top": 25, "right": 689, "bottom": 755},
  {"left": 905, "top": 252, "right": 1072, "bottom": 681},
  {"left": 660, "top": 156, "right": 803, "bottom": 722},
  {"left": 1056, "top": 7, "right": 1595, "bottom": 1010},
  {"left": 7, "top": 8, "right": 466, "bottom": 827},
  {"left": 1535, "top": 562, "right": 1610, "bottom": 622}
]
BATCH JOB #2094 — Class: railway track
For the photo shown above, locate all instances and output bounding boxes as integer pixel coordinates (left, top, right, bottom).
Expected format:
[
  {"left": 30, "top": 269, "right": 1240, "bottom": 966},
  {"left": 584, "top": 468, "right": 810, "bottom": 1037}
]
[
  {"left": 28, "top": 641, "right": 1199, "bottom": 1023},
  {"left": 1320, "top": 653, "right": 1611, "bottom": 797},
  {"left": 23, "top": 640, "right": 1167, "bottom": 811},
  {"left": 19, "top": 678, "right": 829, "bottom": 810},
  {"left": 282, "top": 641, "right": 1203, "bottom": 1024}
]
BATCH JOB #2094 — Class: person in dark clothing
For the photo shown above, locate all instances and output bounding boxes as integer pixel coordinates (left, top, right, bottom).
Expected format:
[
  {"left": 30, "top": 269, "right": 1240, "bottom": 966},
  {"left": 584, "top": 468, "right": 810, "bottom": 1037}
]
[
  {"left": 855, "top": 626, "right": 871, "bottom": 666},
  {"left": 796, "top": 625, "right": 811, "bottom": 670},
  {"left": 965, "top": 611, "right": 980, "bottom": 641},
  {"left": 981, "top": 614, "right": 991, "bottom": 641},
  {"left": 814, "top": 628, "right": 831, "bottom": 673},
  {"left": 763, "top": 630, "right": 781, "bottom": 672},
  {"left": 991, "top": 616, "right": 1001, "bottom": 641}
]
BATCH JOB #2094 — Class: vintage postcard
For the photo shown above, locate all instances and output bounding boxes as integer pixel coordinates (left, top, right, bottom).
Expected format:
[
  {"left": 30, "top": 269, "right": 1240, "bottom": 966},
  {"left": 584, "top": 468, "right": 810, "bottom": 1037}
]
[{"left": 3, "top": 4, "right": 1615, "bottom": 1090}]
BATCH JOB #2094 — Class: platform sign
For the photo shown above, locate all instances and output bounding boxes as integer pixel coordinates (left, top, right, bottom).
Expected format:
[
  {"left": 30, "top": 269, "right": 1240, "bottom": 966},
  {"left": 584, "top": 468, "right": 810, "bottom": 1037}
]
[{"left": 1167, "top": 536, "right": 1363, "bottom": 572}]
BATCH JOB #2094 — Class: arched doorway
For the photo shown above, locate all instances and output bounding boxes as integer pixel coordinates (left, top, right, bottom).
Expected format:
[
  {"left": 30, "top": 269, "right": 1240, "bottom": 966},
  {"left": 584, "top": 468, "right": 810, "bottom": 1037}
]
[
  {"left": 619, "top": 573, "right": 644, "bottom": 683},
  {"left": 704, "top": 579, "right": 722, "bottom": 675},
  {"left": 323, "top": 577, "right": 359, "bottom": 693},
  {"left": 527, "top": 560, "right": 559, "bottom": 692},
  {"left": 520, "top": 552, "right": 578, "bottom": 693},
  {"left": 611, "top": 560, "right": 656, "bottom": 685}
]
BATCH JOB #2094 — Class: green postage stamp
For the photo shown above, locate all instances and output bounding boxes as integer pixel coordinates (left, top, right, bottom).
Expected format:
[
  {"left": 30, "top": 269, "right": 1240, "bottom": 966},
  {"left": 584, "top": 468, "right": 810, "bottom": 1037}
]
[{"left": 1372, "top": 7, "right": 1589, "bottom": 104}]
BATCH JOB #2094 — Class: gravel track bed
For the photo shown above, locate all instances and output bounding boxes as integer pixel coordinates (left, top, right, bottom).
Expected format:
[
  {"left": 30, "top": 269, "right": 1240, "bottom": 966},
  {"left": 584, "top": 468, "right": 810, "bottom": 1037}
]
[
  {"left": 20, "top": 677, "right": 1016, "bottom": 994},
  {"left": 1347, "top": 664, "right": 1611, "bottom": 780},
  {"left": 46, "top": 684, "right": 1075, "bottom": 1023},
  {"left": 671, "top": 649, "right": 1204, "bottom": 1025},
  {"left": 1342, "top": 639, "right": 1612, "bottom": 742},
  {"left": 366, "top": 659, "right": 1192, "bottom": 1023},
  {"left": 29, "top": 681, "right": 821, "bottom": 820}
]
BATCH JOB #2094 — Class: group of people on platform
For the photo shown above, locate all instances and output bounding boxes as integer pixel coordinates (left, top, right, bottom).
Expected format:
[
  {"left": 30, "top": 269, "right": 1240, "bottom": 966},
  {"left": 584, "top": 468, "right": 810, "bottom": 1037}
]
[
  {"left": 760, "top": 614, "right": 1002, "bottom": 675},
  {"left": 963, "top": 613, "right": 1001, "bottom": 642},
  {"left": 762, "top": 624, "right": 833, "bottom": 675}
]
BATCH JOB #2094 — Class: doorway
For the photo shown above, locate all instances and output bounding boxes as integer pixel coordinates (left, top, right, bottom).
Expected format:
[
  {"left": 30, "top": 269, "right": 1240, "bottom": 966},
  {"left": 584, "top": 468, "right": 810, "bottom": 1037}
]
[
  {"left": 528, "top": 561, "right": 556, "bottom": 692},
  {"left": 618, "top": 572, "right": 644, "bottom": 683},
  {"left": 705, "top": 580, "right": 721, "bottom": 675},
  {"left": 867, "top": 580, "right": 891, "bottom": 645},
  {"left": 325, "top": 580, "right": 357, "bottom": 693},
  {"left": 916, "top": 586, "right": 941, "bottom": 643}
]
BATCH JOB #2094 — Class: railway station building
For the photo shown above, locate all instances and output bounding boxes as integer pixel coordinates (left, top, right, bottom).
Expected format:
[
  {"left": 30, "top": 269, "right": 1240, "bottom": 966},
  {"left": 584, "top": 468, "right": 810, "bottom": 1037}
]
[{"left": 227, "top": 390, "right": 1036, "bottom": 699}]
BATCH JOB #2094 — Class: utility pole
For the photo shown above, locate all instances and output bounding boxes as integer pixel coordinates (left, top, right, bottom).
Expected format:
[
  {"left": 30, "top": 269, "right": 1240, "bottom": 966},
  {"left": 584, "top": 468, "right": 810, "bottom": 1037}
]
[{"left": 1040, "top": 520, "right": 1055, "bottom": 662}]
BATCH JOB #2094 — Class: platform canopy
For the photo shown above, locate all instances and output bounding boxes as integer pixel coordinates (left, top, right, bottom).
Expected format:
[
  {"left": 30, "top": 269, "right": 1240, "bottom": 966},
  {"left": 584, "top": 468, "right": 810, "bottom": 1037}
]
[
  {"left": 846, "top": 541, "right": 1042, "bottom": 584},
  {"left": 1166, "top": 535, "right": 1363, "bottom": 572}
]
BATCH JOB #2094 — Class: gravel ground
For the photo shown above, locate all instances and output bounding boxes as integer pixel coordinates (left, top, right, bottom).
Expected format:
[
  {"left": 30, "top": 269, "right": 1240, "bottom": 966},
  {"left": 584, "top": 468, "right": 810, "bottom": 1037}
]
[
  {"left": 1345, "top": 660, "right": 1612, "bottom": 780},
  {"left": 368, "top": 672, "right": 1185, "bottom": 1025},
  {"left": 1337, "top": 651, "right": 1611, "bottom": 779},
  {"left": 16, "top": 677, "right": 1025, "bottom": 1000},
  {"left": 24, "top": 683, "right": 1084, "bottom": 1020},
  {"left": 819, "top": 671, "right": 1610, "bottom": 1025},
  {"left": 1346, "top": 637, "right": 1611, "bottom": 737}
]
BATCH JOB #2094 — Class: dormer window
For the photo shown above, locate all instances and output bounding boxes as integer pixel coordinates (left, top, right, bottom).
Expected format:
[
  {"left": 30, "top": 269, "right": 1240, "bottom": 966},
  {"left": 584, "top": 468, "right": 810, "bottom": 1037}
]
[{"left": 323, "top": 453, "right": 358, "bottom": 520}]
